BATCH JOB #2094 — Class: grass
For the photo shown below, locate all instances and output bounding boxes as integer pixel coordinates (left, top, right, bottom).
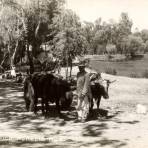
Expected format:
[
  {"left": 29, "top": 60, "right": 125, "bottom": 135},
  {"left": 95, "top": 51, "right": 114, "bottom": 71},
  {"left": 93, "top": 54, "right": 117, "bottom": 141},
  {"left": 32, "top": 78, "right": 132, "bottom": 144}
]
[
  {"left": 129, "top": 73, "right": 140, "bottom": 78},
  {"left": 142, "top": 69, "right": 148, "bottom": 78},
  {"left": 90, "top": 54, "right": 148, "bottom": 78},
  {"left": 105, "top": 67, "right": 117, "bottom": 75}
]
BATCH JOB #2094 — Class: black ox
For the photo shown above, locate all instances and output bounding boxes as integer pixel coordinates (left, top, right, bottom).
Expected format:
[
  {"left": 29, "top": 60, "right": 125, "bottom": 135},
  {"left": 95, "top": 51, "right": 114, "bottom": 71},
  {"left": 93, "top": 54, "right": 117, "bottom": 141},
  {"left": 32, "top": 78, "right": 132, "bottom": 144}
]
[
  {"left": 24, "top": 73, "right": 74, "bottom": 115},
  {"left": 89, "top": 76, "right": 116, "bottom": 110}
]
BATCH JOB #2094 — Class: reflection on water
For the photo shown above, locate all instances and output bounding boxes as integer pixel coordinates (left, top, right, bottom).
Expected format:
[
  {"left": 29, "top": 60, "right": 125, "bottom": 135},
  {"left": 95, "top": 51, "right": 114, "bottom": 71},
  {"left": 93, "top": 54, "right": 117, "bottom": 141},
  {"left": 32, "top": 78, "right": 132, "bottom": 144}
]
[{"left": 90, "top": 54, "right": 148, "bottom": 77}]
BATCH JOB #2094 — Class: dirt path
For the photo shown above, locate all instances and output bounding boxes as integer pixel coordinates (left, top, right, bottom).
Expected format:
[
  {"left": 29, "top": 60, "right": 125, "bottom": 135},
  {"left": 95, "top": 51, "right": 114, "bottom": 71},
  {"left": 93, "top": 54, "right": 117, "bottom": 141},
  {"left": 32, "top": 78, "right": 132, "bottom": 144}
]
[{"left": 0, "top": 75, "right": 148, "bottom": 148}]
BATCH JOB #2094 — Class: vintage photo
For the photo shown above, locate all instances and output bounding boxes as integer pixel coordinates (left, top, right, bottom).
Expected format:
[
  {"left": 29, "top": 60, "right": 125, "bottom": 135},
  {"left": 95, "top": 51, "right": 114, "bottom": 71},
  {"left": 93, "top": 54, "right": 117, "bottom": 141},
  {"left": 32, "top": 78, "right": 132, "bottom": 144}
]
[{"left": 0, "top": 0, "right": 148, "bottom": 147}]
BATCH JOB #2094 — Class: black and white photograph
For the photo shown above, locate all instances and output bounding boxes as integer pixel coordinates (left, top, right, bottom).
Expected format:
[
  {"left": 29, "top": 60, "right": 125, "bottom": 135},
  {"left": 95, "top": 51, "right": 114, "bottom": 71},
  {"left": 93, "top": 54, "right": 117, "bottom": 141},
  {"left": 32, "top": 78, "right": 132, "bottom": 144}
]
[{"left": 0, "top": 0, "right": 148, "bottom": 147}]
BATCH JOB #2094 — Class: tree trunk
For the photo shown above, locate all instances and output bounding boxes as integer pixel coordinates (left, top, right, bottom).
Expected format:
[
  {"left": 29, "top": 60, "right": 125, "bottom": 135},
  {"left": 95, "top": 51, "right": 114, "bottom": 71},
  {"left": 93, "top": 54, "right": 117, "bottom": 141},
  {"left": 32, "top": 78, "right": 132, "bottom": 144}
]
[
  {"left": 26, "top": 44, "right": 34, "bottom": 74},
  {"left": 11, "top": 40, "right": 19, "bottom": 68},
  {"left": 32, "top": 42, "right": 39, "bottom": 58},
  {"left": 0, "top": 53, "right": 8, "bottom": 68},
  {"left": 66, "top": 58, "right": 69, "bottom": 80},
  {"left": 69, "top": 58, "right": 72, "bottom": 77}
]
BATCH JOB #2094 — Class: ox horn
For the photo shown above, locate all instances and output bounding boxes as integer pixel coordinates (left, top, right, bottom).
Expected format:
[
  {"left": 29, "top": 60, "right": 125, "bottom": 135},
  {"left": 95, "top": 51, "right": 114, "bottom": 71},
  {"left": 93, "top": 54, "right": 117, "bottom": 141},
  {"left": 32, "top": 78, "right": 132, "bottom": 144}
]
[
  {"left": 103, "top": 79, "right": 116, "bottom": 84},
  {"left": 102, "top": 79, "right": 109, "bottom": 82},
  {"left": 110, "top": 80, "right": 116, "bottom": 83}
]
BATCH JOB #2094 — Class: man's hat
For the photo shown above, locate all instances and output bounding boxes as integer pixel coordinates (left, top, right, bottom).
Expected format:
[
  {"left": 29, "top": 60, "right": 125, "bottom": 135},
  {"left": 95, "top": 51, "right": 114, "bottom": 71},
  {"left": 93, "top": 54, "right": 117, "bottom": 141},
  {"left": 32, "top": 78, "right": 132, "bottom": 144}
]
[{"left": 78, "top": 59, "right": 87, "bottom": 67}]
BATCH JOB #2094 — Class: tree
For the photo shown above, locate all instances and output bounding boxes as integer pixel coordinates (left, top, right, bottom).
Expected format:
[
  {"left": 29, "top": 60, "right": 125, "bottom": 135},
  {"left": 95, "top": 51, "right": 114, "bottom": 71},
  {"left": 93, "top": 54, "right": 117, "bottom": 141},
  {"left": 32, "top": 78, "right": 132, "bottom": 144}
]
[
  {"left": 144, "top": 40, "right": 148, "bottom": 53},
  {"left": 133, "top": 28, "right": 141, "bottom": 37},
  {"left": 106, "top": 44, "right": 117, "bottom": 54},
  {"left": 0, "top": 2, "right": 19, "bottom": 69},
  {"left": 118, "top": 13, "right": 133, "bottom": 36},
  {"left": 127, "top": 35, "right": 144, "bottom": 57},
  {"left": 0, "top": 0, "right": 65, "bottom": 73},
  {"left": 53, "top": 9, "right": 86, "bottom": 77},
  {"left": 114, "top": 12, "right": 133, "bottom": 54},
  {"left": 82, "top": 21, "right": 95, "bottom": 54},
  {"left": 93, "top": 21, "right": 112, "bottom": 54},
  {"left": 141, "top": 29, "right": 148, "bottom": 42}
]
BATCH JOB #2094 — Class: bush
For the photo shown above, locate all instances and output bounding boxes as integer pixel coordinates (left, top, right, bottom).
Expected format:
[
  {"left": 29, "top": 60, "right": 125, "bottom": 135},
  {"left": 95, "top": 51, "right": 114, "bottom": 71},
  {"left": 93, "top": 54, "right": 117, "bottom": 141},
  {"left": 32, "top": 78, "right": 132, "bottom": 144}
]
[
  {"left": 130, "top": 73, "right": 139, "bottom": 78},
  {"left": 105, "top": 67, "right": 117, "bottom": 75},
  {"left": 142, "top": 70, "right": 148, "bottom": 78},
  {"left": 107, "top": 54, "right": 113, "bottom": 60}
]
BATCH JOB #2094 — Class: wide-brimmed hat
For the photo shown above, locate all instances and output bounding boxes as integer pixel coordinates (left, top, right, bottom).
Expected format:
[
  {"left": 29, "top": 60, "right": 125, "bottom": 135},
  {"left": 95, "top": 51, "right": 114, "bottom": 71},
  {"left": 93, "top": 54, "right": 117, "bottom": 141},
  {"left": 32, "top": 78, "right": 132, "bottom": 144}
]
[{"left": 78, "top": 59, "right": 87, "bottom": 67}]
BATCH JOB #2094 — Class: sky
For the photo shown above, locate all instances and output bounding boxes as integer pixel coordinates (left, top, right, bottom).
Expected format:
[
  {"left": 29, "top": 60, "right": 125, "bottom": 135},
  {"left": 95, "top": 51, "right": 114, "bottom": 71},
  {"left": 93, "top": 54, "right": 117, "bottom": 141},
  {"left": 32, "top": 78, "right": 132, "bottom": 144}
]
[{"left": 66, "top": 0, "right": 148, "bottom": 31}]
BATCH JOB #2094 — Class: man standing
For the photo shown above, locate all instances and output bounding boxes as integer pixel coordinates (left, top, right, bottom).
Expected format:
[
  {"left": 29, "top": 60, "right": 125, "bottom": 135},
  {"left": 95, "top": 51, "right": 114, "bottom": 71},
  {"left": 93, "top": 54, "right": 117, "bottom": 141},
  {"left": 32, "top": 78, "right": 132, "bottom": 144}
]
[{"left": 76, "top": 60, "right": 92, "bottom": 121}]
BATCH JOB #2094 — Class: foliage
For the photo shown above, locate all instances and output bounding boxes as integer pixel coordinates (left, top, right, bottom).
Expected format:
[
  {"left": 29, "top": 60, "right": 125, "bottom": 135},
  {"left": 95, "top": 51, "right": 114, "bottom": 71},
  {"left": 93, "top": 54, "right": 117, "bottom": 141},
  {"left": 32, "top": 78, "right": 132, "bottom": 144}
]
[
  {"left": 127, "top": 35, "right": 144, "bottom": 57},
  {"left": 115, "top": 13, "right": 133, "bottom": 54},
  {"left": 93, "top": 21, "right": 112, "bottom": 54},
  {"left": 82, "top": 21, "right": 95, "bottom": 54},
  {"left": 52, "top": 9, "right": 87, "bottom": 64},
  {"left": 0, "top": 0, "right": 65, "bottom": 73},
  {"left": 1, "top": 1, "right": 148, "bottom": 75},
  {"left": 0, "top": 4, "right": 18, "bottom": 53},
  {"left": 129, "top": 72, "right": 139, "bottom": 78},
  {"left": 81, "top": 13, "right": 134, "bottom": 55},
  {"left": 141, "top": 29, "right": 148, "bottom": 42},
  {"left": 144, "top": 40, "right": 148, "bottom": 53},
  {"left": 118, "top": 12, "right": 133, "bottom": 37},
  {"left": 106, "top": 44, "right": 117, "bottom": 54},
  {"left": 142, "top": 69, "right": 148, "bottom": 78}
]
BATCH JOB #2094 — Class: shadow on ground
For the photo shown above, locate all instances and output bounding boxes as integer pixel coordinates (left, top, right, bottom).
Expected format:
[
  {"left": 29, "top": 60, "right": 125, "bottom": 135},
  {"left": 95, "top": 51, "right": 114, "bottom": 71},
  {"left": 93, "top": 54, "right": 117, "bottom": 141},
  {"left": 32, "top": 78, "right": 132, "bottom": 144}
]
[
  {"left": 0, "top": 138, "right": 127, "bottom": 148},
  {"left": 0, "top": 80, "right": 131, "bottom": 148}
]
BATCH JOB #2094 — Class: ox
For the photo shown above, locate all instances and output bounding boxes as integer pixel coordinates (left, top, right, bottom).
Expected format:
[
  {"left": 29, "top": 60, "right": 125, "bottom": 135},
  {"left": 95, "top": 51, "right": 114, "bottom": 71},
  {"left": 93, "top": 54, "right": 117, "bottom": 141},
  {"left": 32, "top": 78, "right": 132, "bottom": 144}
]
[
  {"left": 89, "top": 77, "right": 116, "bottom": 110},
  {"left": 24, "top": 73, "right": 74, "bottom": 116}
]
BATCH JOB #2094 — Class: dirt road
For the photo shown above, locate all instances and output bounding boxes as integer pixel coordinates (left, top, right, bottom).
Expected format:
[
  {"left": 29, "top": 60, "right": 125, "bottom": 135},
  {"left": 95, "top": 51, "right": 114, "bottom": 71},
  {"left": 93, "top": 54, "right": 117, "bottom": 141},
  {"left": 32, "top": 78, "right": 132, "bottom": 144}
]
[{"left": 0, "top": 74, "right": 148, "bottom": 148}]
